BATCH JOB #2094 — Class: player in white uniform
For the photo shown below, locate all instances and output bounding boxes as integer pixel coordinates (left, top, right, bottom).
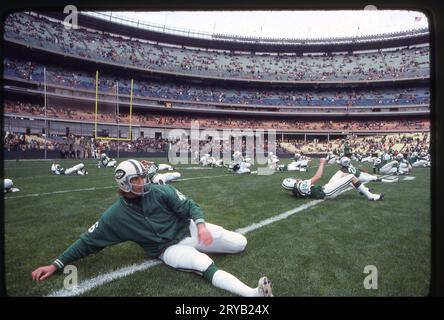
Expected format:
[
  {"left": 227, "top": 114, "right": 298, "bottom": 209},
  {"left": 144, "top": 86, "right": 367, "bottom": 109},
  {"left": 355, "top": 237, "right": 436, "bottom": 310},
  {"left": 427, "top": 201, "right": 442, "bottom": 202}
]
[
  {"left": 274, "top": 153, "right": 310, "bottom": 172},
  {"left": 282, "top": 158, "right": 383, "bottom": 201},
  {"left": 200, "top": 153, "right": 212, "bottom": 167},
  {"left": 142, "top": 161, "right": 181, "bottom": 184},
  {"left": 396, "top": 154, "right": 412, "bottom": 175},
  {"left": 4, "top": 179, "right": 20, "bottom": 193},
  {"left": 326, "top": 151, "right": 340, "bottom": 165},
  {"left": 157, "top": 163, "right": 176, "bottom": 171},
  {"left": 267, "top": 152, "right": 280, "bottom": 171},
  {"left": 229, "top": 151, "right": 251, "bottom": 174},
  {"left": 327, "top": 157, "right": 381, "bottom": 185},
  {"left": 98, "top": 153, "right": 117, "bottom": 168},
  {"left": 360, "top": 153, "right": 376, "bottom": 163},
  {"left": 51, "top": 162, "right": 88, "bottom": 176},
  {"left": 409, "top": 151, "right": 430, "bottom": 168}
]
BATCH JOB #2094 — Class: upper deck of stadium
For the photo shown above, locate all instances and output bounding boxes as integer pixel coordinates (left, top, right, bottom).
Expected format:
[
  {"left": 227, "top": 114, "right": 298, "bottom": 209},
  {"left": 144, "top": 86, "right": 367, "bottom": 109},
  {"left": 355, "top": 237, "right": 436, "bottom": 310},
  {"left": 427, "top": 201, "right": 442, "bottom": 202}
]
[{"left": 4, "top": 12, "right": 430, "bottom": 85}]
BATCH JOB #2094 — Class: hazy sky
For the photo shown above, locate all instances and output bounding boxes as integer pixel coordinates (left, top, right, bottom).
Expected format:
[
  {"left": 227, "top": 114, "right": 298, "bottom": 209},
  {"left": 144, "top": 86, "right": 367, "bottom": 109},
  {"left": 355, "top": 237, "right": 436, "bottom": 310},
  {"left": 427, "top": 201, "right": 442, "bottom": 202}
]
[{"left": 98, "top": 10, "right": 429, "bottom": 39}]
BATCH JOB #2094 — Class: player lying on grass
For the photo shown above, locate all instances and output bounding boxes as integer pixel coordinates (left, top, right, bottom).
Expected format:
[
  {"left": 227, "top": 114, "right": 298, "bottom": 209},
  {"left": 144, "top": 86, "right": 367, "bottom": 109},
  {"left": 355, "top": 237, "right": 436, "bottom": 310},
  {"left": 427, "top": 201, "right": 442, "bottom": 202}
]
[
  {"left": 329, "top": 157, "right": 382, "bottom": 184},
  {"left": 373, "top": 153, "right": 411, "bottom": 176},
  {"left": 275, "top": 153, "right": 311, "bottom": 172},
  {"left": 3, "top": 178, "right": 20, "bottom": 193},
  {"left": 200, "top": 153, "right": 224, "bottom": 168},
  {"left": 142, "top": 160, "right": 181, "bottom": 184},
  {"left": 97, "top": 153, "right": 117, "bottom": 168},
  {"left": 32, "top": 159, "right": 273, "bottom": 297},
  {"left": 228, "top": 151, "right": 252, "bottom": 174},
  {"left": 50, "top": 162, "right": 88, "bottom": 176},
  {"left": 282, "top": 158, "right": 384, "bottom": 201}
]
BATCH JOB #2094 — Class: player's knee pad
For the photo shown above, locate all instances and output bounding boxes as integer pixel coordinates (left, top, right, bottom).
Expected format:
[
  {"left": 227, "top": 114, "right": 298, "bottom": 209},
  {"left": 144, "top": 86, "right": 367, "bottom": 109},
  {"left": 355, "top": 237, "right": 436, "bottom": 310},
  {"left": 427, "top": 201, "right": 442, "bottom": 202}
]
[
  {"left": 171, "top": 172, "right": 181, "bottom": 179},
  {"left": 64, "top": 168, "right": 74, "bottom": 175},
  {"left": 204, "top": 223, "right": 247, "bottom": 253},
  {"left": 160, "top": 244, "right": 213, "bottom": 273}
]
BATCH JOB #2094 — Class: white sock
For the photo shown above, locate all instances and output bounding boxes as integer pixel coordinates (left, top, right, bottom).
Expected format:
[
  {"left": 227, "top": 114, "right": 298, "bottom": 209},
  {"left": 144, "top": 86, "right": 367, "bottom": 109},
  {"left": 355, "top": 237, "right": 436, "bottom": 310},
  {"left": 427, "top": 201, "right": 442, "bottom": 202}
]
[
  {"left": 357, "top": 184, "right": 375, "bottom": 200},
  {"left": 211, "top": 270, "right": 258, "bottom": 297}
]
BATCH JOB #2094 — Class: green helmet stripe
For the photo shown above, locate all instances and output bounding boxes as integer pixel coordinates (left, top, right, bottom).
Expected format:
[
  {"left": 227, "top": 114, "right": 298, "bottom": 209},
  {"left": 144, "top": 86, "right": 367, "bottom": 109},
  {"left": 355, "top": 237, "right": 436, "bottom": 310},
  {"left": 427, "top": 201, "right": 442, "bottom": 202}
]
[{"left": 128, "top": 159, "right": 142, "bottom": 175}]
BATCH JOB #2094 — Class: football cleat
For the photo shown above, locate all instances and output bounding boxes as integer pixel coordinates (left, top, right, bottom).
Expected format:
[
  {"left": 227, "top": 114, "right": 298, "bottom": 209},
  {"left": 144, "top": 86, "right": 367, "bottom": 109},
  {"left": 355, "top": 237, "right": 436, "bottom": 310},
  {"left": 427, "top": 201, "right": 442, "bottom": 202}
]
[
  {"left": 370, "top": 193, "right": 384, "bottom": 201},
  {"left": 257, "top": 276, "right": 273, "bottom": 297}
]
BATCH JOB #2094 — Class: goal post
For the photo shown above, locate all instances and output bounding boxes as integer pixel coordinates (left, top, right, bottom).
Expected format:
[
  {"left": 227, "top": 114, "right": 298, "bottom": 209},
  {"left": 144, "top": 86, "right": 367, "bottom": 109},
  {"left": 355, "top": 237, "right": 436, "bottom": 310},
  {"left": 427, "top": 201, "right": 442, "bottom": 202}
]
[{"left": 94, "top": 70, "right": 133, "bottom": 141}]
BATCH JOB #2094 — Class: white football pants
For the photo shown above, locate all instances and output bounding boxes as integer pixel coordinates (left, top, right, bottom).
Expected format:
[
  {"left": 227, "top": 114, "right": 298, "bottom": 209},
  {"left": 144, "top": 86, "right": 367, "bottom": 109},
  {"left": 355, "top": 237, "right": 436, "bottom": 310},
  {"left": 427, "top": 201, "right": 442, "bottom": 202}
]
[
  {"left": 379, "top": 161, "right": 399, "bottom": 175},
  {"left": 412, "top": 160, "right": 429, "bottom": 168},
  {"left": 106, "top": 160, "right": 117, "bottom": 168},
  {"left": 322, "top": 173, "right": 355, "bottom": 199},
  {"left": 152, "top": 172, "right": 181, "bottom": 184},
  {"left": 64, "top": 163, "right": 84, "bottom": 175},
  {"left": 158, "top": 164, "right": 173, "bottom": 171},
  {"left": 159, "top": 220, "right": 247, "bottom": 274}
]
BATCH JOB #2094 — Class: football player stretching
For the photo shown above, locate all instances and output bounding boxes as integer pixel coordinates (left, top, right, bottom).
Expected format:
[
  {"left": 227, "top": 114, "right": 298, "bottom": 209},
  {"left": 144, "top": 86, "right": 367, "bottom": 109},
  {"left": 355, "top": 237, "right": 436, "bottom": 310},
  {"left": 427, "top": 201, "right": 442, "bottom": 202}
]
[{"left": 32, "top": 159, "right": 273, "bottom": 297}]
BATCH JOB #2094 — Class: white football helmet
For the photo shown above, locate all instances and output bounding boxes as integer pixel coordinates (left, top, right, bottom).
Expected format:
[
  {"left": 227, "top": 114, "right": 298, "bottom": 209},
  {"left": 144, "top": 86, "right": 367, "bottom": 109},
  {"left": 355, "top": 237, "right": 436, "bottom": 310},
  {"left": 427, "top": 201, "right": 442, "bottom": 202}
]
[
  {"left": 396, "top": 153, "right": 404, "bottom": 161},
  {"left": 282, "top": 178, "right": 299, "bottom": 191},
  {"left": 340, "top": 157, "right": 351, "bottom": 168},
  {"left": 4, "top": 179, "right": 13, "bottom": 190},
  {"left": 114, "top": 159, "right": 150, "bottom": 195}
]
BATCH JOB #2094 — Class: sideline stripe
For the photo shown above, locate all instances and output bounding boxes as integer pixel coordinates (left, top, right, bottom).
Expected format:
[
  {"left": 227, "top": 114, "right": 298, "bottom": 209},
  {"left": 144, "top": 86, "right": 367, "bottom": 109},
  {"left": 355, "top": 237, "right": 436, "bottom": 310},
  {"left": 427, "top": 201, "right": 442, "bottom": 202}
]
[
  {"left": 46, "top": 260, "right": 162, "bottom": 297},
  {"left": 235, "top": 200, "right": 323, "bottom": 235},
  {"left": 46, "top": 185, "right": 358, "bottom": 297},
  {"left": 176, "top": 174, "right": 228, "bottom": 182},
  {"left": 4, "top": 186, "right": 115, "bottom": 199},
  {"left": 5, "top": 175, "right": 229, "bottom": 200}
]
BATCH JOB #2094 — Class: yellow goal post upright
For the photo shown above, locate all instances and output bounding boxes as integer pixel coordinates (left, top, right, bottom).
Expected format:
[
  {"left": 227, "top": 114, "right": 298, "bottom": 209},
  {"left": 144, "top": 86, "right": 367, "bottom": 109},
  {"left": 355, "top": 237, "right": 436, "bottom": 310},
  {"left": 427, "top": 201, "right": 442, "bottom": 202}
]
[{"left": 94, "top": 70, "right": 134, "bottom": 158}]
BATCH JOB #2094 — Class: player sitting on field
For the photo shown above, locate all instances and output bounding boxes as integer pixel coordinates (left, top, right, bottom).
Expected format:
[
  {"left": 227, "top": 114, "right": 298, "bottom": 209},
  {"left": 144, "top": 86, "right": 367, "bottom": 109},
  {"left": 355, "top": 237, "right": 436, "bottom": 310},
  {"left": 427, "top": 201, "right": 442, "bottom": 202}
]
[
  {"left": 282, "top": 158, "right": 384, "bottom": 201},
  {"left": 51, "top": 162, "right": 88, "bottom": 176},
  {"left": 31, "top": 159, "right": 273, "bottom": 297}
]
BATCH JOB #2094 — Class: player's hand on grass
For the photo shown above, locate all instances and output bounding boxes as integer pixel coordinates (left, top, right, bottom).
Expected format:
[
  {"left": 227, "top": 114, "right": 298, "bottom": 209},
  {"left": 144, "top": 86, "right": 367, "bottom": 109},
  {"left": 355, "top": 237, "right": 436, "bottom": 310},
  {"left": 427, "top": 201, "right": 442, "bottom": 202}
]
[
  {"left": 197, "top": 224, "right": 213, "bottom": 246},
  {"left": 32, "top": 264, "right": 57, "bottom": 281}
]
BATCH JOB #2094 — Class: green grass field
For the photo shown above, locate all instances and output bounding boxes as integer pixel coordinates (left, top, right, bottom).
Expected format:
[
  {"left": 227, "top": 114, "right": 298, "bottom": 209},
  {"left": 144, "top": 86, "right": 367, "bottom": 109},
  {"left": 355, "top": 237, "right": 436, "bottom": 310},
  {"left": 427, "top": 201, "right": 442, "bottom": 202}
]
[{"left": 4, "top": 157, "right": 431, "bottom": 296}]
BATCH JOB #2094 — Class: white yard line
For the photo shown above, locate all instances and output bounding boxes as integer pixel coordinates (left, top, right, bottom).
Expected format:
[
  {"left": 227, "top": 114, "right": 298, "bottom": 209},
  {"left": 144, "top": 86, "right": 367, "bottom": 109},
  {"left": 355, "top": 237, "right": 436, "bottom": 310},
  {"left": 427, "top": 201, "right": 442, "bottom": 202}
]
[
  {"left": 235, "top": 200, "right": 324, "bottom": 234},
  {"left": 176, "top": 174, "right": 228, "bottom": 182},
  {"left": 46, "top": 260, "right": 162, "bottom": 297},
  {"left": 5, "top": 175, "right": 229, "bottom": 200},
  {"left": 4, "top": 186, "right": 116, "bottom": 199}
]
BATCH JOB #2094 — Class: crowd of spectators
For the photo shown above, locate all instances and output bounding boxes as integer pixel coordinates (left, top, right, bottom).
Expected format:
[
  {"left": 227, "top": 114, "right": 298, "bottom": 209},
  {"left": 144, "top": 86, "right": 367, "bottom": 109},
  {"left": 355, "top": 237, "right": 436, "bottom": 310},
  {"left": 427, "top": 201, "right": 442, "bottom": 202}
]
[
  {"left": 4, "top": 100, "right": 430, "bottom": 133},
  {"left": 4, "top": 129, "right": 430, "bottom": 160},
  {"left": 5, "top": 12, "right": 430, "bottom": 82},
  {"left": 4, "top": 57, "right": 431, "bottom": 109}
]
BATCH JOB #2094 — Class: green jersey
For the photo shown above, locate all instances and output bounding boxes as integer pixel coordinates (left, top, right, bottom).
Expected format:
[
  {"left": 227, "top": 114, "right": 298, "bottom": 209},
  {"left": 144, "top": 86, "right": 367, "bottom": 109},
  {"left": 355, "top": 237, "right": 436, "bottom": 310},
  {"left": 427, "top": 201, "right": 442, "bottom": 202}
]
[
  {"left": 52, "top": 184, "right": 205, "bottom": 270},
  {"left": 340, "top": 164, "right": 361, "bottom": 178},
  {"left": 343, "top": 142, "right": 351, "bottom": 157}
]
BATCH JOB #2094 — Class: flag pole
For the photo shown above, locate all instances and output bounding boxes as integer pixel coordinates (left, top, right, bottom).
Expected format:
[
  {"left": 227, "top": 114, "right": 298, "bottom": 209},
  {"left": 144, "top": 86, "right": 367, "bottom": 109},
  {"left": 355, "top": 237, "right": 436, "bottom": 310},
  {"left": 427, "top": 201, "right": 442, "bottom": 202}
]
[
  {"left": 44, "top": 67, "right": 47, "bottom": 160},
  {"left": 116, "top": 81, "right": 120, "bottom": 160}
]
